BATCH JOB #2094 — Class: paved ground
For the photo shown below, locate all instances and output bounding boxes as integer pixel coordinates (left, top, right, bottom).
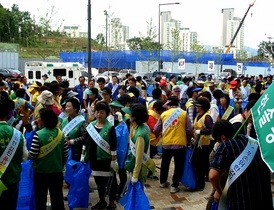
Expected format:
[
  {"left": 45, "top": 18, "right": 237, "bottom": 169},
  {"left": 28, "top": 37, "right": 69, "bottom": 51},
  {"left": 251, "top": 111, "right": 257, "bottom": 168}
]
[{"left": 60, "top": 158, "right": 214, "bottom": 210}]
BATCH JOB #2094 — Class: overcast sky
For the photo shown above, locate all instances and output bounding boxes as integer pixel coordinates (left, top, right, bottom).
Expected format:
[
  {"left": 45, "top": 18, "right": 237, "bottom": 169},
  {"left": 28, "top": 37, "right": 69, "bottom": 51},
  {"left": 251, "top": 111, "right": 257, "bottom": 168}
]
[{"left": 1, "top": 0, "right": 272, "bottom": 49}]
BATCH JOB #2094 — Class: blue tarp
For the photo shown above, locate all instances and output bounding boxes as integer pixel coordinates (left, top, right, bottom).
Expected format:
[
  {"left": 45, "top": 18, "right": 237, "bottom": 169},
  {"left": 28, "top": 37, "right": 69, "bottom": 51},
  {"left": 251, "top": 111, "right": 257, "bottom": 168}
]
[{"left": 60, "top": 50, "right": 268, "bottom": 70}]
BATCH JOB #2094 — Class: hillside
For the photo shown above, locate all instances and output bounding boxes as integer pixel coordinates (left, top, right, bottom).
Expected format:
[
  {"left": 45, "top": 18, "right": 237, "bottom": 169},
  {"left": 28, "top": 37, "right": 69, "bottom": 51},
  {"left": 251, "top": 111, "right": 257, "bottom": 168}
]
[{"left": 19, "top": 36, "right": 103, "bottom": 58}]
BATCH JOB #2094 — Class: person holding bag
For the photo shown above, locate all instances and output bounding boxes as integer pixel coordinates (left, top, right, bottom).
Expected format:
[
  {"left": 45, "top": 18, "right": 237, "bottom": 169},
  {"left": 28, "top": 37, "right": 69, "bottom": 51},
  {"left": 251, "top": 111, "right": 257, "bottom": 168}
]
[
  {"left": 0, "top": 91, "right": 27, "bottom": 210},
  {"left": 28, "top": 108, "right": 68, "bottom": 210},
  {"left": 85, "top": 101, "right": 117, "bottom": 210}
]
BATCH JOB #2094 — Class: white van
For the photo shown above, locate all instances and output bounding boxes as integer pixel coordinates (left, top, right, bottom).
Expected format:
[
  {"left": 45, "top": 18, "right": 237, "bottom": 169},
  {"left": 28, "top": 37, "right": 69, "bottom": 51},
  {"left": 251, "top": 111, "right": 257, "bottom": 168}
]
[{"left": 24, "top": 61, "right": 89, "bottom": 87}]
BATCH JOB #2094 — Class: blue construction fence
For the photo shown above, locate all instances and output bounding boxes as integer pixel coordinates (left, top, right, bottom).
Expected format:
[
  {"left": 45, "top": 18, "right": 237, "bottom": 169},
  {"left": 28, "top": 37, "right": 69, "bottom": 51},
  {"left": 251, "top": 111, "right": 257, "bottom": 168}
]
[{"left": 60, "top": 50, "right": 269, "bottom": 69}]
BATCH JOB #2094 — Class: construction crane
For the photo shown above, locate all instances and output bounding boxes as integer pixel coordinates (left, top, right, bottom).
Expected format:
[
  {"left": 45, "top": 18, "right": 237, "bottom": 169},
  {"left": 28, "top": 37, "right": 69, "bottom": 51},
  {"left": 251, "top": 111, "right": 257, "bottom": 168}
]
[{"left": 225, "top": 0, "right": 256, "bottom": 54}]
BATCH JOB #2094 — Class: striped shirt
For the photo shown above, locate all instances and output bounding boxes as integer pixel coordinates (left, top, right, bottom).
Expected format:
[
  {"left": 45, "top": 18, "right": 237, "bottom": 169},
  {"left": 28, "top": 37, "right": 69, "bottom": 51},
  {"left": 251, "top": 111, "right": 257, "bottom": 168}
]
[{"left": 210, "top": 135, "right": 272, "bottom": 210}]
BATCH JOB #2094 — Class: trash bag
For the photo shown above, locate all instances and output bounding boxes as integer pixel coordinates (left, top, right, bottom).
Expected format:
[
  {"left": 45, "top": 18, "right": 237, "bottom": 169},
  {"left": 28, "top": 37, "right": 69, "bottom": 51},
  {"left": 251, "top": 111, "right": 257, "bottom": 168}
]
[
  {"left": 181, "top": 147, "right": 196, "bottom": 189},
  {"left": 16, "top": 160, "right": 35, "bottom": 210},
  {"left": 211, "top": 200, "right": 218, "bottom": 210},
  {"left": 68, "top": 162, "right": 91, "bottom": 210},
  {"left": 115, "top": 122, "right": 129, "bottom": 169},
  {"left": 119, "top": 181, "right": 150, "bottom": 210},
  {"left": 64, "top": 148, "right": 74, "bottom": 185},
  {"left": 24, "top": 130, "right": 35, "bottom": 151}
]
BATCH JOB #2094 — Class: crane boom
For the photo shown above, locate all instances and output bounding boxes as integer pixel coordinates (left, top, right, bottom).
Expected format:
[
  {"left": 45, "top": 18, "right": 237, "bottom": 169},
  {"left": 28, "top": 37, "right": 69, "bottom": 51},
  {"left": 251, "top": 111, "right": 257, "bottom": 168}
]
[{"left": 225, "top": 0, "right": 256, "bottom": 54}]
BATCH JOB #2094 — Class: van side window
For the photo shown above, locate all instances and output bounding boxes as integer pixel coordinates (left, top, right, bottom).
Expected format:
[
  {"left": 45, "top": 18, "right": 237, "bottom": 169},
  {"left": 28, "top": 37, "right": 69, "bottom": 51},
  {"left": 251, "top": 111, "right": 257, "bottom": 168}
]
[
  {"left": 53, "top": 69, "right": 66, "bottom": 77},
  {"left": 68, "top": 70, "right": 73, "bottom": 78},
  {"left": 28, "top": 71, "right": 33, "bottom": 79},
  {"left": 36, "top": 71, "right": 41, "bottom": 79}
]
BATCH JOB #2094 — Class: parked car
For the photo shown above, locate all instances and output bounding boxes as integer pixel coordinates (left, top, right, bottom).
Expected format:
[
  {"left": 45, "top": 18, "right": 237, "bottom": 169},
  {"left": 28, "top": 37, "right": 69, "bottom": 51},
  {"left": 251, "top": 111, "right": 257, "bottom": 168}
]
[
  {"left": 0, "top": 68, "right": 24, "bottom": 80},
  {"left": 119, "top": 69, "right": 136, "bottom": 79},
  {"left": 95, "top": 71, "right": 123, "bottom": 83},
  {"left": 134, "top": 72, "right": 153, "bottom": 82}
]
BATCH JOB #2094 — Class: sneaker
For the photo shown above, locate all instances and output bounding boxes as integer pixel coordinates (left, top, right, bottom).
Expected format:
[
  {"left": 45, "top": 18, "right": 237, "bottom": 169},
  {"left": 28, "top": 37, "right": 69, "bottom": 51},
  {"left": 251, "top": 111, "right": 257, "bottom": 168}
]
[
  {"left": 106, "top": 203, "right": 117, "bottom": 210},
  {"left": 91, "top": 201, "right": 107, "bottom": 209},
  {"left": 160, "top": 181, "right": 170, "bottom": 188},
  {"left": 170, "top": 186, "right": 180, "bottom": 194}
]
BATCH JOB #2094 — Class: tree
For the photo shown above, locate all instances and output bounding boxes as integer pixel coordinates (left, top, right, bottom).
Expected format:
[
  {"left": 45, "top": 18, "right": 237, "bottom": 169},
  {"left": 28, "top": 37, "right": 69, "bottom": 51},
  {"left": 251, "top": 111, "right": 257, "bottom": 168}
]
[
  {"left": 126, "top": 37, "right": 143, "bottom": 50},
  {"left": 96, "top": 33, "right": 105, "bottom": 48},
  {"left": 126, "top": 18, "right": 161, "bottom": 73},
  {"left": 190, "top": 40, "right": 206, "bottom": 76},
  {"left": 166, "top": 28, "right": 183, "bottom": 72},
  {"left": 257, "top": 40, "right": 274, "bottom": 63}
]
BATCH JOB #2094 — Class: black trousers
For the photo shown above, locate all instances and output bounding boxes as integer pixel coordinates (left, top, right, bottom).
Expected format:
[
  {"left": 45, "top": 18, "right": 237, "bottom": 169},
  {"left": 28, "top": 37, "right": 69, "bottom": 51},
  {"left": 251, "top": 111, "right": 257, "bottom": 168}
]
[
  {"left": 192, "top": 144, "right": 211, "bottom": 189},
  {"left": 117, "top": 168, "right": 127, "bottom": 196},
  {"left": 0, "top": 182, "right": 19, "bottom": 210},
  {"left": 94, "top": 174, "right": 117, "bottom": 203},
  {"left": 160, "top": 147, "right": 186, "bottom": 187},
  {"left": 34, "top": 172, "right": 64, "bottom": 210}
]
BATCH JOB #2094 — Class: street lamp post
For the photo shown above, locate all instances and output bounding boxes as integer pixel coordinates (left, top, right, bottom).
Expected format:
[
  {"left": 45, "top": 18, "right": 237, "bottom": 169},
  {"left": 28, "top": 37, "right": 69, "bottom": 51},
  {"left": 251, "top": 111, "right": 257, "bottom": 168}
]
[
  {"left": 104, "top": 10, "right": 108, "bottom": 51},
  {"left": 158, "top": 2, "right": 180, "bottom": 71},
  {"left": 87, "top": 0, "right": 92, "bottom": 80}
]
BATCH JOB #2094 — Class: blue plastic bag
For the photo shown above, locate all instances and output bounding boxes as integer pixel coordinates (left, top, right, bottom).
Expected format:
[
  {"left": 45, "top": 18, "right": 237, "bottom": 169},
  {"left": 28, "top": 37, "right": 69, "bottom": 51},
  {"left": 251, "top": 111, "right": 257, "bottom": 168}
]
[
  {"left": 115, "top": 122, "right": 129, "bottom": 169},
  {"left": 64, "top": 148, "right": 74, "bottom": 184},
  {"left": 211, "top": 201, "right": 218, "bottom": 210},
  {"left": 181, "top": 147, "right": 196, "bottom": 189},
  {"left": 68, "top": 162, "right": 92, "bottom": 210},
  {"left": 16, "top": 160, "right": 35, "bottom": 210},
  {"left": 24, "top": 130, "right": 35, "bottom": 151},
  {"left": 119, "top": 181, "right": 150, "bottom": 210}
]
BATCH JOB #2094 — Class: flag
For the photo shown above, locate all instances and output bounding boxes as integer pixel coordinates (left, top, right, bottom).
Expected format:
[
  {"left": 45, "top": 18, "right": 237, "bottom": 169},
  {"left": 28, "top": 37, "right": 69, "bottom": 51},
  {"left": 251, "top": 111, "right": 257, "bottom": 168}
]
[{"left": 251, "top": 83, "right": 274, "bottom": 172}]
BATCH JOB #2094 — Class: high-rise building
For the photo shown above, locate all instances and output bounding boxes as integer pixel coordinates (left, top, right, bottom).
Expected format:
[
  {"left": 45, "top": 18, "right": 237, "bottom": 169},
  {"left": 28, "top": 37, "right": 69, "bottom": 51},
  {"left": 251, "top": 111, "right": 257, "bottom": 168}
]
[
  {"left": 161, "top": 11, "right": 196, "bottom": 51},
  {"left": 110, "top": 18, "right": 129, "bottom": 50},
  {"left": 222, "top": 8, "right": 244, "bottom": 52}
]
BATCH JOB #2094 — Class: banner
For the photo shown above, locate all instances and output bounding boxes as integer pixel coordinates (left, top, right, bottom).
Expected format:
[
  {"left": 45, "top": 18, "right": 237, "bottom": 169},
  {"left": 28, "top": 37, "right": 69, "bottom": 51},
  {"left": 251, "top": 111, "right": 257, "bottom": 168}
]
[
  {"left": 208, "top": 61, "right": 214, "bottom": 71},
  {"left": 178, "top": 59, "right": 185, "bottom": 70},
  {"left": 251, "top": 83, "right": 274, "bottom": 172},
  {"left": 236, "top": 63, "right": 243, "bottom": 74}
]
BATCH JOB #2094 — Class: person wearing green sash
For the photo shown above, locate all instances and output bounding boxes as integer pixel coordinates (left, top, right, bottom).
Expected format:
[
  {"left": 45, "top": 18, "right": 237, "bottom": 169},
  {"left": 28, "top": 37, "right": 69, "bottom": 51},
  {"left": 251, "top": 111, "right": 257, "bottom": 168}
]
[
  {"left": 123, "top": 104, "right": 152, "bottom": 185},
  {"left": 85, "top": 101, "right": 117, "bottom": 210},
  {"left": 61, "top": 97, "right": 88, "bottom": 161},
  {"left": 29, "top": 108, "right": 68, "bottom": 210},
  {"left": 0, "top": 91, "right": 27, "bottom": 210},
  {"left": 218, "top": 93, "right": 235, "bottom": 121}
]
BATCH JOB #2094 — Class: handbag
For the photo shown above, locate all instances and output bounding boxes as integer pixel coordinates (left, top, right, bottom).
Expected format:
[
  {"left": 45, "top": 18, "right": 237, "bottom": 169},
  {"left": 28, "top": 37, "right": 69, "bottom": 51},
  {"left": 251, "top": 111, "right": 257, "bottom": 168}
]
[{"left": 180, "top": 147, "right": 196, "bottom": 189}]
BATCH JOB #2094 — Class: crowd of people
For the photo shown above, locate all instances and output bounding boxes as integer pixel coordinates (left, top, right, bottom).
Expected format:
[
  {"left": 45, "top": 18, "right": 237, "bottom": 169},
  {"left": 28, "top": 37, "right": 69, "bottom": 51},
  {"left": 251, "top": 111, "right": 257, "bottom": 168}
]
[{"left": 0, "top": 70, "right": 273, "bottom": 210}]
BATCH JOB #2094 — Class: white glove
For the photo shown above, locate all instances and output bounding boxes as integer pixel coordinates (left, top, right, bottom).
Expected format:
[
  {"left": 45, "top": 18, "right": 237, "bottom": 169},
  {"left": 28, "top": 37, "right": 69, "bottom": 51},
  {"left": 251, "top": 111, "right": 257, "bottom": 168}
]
[
  {"left": 115, "top": 112, "right": 123, "bottom": 122},
  {"left": 31, "top": 121, "right": 37, "bottom": 131},
  {"left": 110, "top": 160, "right": 119, "bottom": 173},
  {"left": 80, "top": 154, "right": 85, "bottom": 163},
  {"left": 195, "top": 130, "right": 201, "bottom": 135},
  {"left": 131, "top": 177, "right": 138, "bottom": 185}
]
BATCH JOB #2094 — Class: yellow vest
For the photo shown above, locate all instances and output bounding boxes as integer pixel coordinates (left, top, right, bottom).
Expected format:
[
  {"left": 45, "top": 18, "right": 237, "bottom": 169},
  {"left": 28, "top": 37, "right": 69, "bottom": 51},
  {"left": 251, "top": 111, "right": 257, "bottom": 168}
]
[
  {"left": 148, "top": 109, "right": 160, "bottom": 146},
  {"left": 13, "top": 98, "right": 30, "bottom": 125},
  {"left": 194, "top": 112, "right": 211, "bottom": 146},
  {"left": 161, "top": 108, "right": 187, "bottom": 146}
]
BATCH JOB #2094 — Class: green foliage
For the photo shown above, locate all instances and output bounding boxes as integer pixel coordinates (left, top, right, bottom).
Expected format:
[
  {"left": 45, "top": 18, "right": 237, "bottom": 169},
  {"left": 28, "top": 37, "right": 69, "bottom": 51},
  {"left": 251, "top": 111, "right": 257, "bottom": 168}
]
[{"left": 257, "top": 40, "right": 274, "bottom": 63}]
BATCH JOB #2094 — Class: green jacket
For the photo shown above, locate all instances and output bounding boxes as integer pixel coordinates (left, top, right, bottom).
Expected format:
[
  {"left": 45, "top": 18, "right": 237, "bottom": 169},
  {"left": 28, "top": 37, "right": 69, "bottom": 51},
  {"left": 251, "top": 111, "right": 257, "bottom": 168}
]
[
  {"left": 32, "top": 127, "right": 65, "bottom": 173},
  {"left": 0, "top": 122, "right": 24, "bottom": 186}
]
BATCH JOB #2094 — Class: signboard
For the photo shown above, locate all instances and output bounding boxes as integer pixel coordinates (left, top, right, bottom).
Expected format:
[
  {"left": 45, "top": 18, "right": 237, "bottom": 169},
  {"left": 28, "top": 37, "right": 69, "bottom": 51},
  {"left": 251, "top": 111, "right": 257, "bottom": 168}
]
[
  {"left": 208, "top": 61, "right": 214, "bottom": 71},
  {"left": 178, "top": 59, "right": 185, "bottom": 70},
  {"left": 236, "top": 63, "right": 243, "bottom": 74},
  {"left": 251, "top": 83, "right": 274, "bottom": 172}
]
